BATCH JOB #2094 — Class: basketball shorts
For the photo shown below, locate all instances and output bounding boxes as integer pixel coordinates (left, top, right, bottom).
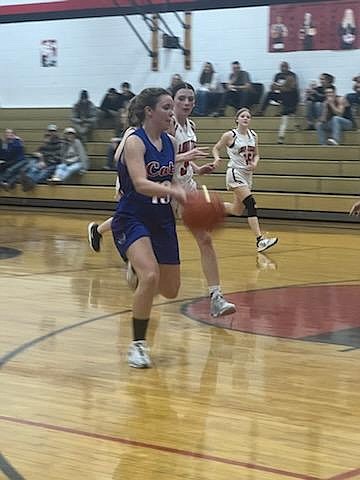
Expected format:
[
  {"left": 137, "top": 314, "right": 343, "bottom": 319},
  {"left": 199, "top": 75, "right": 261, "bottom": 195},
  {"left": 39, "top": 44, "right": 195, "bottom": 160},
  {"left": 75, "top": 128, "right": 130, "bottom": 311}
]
[
  {"left": 226, "top": 167, "right": 253, "bottom": 190},
  {"left": 111, "top": 214, "right": 180, "bottom": 265}
]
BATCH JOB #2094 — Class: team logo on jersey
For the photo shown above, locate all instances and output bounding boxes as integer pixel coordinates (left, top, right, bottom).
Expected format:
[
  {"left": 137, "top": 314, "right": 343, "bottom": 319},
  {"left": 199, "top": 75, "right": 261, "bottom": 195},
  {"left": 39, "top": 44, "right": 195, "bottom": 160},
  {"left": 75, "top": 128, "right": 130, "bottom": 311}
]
[{"left": 147, "top": 161, "right": 175, "bottom": 178}]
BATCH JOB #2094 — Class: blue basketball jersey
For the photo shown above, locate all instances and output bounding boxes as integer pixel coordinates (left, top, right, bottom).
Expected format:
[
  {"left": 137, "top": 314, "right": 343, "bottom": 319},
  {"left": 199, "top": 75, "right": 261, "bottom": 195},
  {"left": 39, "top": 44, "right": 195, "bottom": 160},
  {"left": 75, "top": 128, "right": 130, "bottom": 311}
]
[{"left": 115, "top": 127, "right": 175, "bottom": 222}]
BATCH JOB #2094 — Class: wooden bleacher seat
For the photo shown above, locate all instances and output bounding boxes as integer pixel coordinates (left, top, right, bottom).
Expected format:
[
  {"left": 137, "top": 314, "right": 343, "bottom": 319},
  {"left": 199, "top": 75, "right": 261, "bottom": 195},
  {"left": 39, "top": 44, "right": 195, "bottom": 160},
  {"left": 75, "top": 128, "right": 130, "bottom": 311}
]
[{"left": 1, "top": 107, "right": 359, "bottom": 222}]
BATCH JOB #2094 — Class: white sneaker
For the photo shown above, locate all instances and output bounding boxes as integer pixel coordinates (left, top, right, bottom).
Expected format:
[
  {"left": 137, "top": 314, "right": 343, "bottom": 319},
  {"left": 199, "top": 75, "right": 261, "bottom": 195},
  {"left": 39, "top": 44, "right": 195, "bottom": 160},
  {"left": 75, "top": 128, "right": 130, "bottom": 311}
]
[
  {"left": 210, "top": 294, "right": 236, "bottom": 317},
  {"left": 127, "top": 341, "right": 151, "bottom": 368},
  {"left": 126, "top": 261, "right": 138, "bottom": 291},
  {"left": 257, "top": 236, "right": 278, "bottom": 253},
  {"left": 269, "top": 100, "right": 281, "bottom": 106},
  {"left": 327, "top": 138, "right": 339, "bottom": 146}
]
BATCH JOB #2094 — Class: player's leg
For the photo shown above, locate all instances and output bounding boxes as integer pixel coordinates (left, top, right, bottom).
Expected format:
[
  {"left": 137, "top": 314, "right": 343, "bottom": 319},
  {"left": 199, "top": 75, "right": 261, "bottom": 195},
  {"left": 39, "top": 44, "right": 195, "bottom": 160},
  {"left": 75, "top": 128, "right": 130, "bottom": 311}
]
[
  {"left": 88, "top": 217, "right": 113, "bottom": 252},
  {"left": 232, "top": 186, "right": 278, "bottom": 252},
  {"left": 126, "top": 236, "right": 160, "bottom": 368},
  {"left": 191, "top": 228, "right": 236, "bottom": 317}
]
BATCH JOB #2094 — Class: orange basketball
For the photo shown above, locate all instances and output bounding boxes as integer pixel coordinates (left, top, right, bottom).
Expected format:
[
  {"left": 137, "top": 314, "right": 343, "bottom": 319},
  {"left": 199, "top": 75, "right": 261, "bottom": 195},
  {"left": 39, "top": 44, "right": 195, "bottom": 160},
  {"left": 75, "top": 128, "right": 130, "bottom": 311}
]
[{"left": 182, "top": 190, "right": 226, "bottom": 231}]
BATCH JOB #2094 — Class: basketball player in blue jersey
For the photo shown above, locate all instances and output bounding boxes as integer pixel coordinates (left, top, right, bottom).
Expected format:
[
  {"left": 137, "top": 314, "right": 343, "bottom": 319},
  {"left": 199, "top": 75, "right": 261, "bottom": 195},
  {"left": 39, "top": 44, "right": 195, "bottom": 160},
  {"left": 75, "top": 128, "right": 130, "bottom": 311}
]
[
  {"left": 111, "top": 88, "right": 186, "bottom": 368},
  {"left": 212, "top": 108, "right": 278, "bottom": 253},
  {"left": 170, "top": 82, "right": 236, "bottom": 317}
]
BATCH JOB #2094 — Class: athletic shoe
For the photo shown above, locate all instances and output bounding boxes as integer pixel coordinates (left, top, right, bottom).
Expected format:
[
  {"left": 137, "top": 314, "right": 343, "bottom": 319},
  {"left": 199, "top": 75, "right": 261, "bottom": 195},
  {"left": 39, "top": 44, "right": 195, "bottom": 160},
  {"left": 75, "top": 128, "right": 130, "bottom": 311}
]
[
  {"left": 327, "top": 138, "right": 339, "bottom": 146},
  {"left": 257, "top": 236, "right": 278, "bottom": 253},
  {"left": 269, "top": 100, "right": 281, "bottom": 106},
  {"left": 210, "top": 294, "right": 236, "bottom": 318},
  {"left": 127, "top": 340, "right": 151, "bottom": 368},
  {"left": 88, "top": 222, "right": 102, "bottom": 252},
  {"left": 126, "top": 261, "right": 139, "bottom": 291}
]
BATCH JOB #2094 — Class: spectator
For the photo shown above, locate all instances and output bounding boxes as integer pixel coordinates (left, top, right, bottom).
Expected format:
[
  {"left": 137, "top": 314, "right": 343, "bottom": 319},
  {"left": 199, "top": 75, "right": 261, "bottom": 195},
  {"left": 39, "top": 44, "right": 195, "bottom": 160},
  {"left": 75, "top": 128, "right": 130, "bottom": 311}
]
[
  {"left": 71, "top": 90, "right": 97, "bottom": 142},
  {"left": 103, "top": 137, "right": 121, "bottom": 170},
  {"left": 119, "top": 82, "right": 135, "bottom": 104},
  {"left": 346, "top": 75, "right": 360, "bottom": 114},
  {"left": 20, "top": 124, "right": 62, "bottom": 191},
  {"left": 259, "top": 61, "right": 298, "bottom": 115},
  {"left": 224, "top": 61, "right": 252, "bottom": 110},
  {"left": 48, "top": 127, "right": 88, "bottom": 183},
  {"left": 316, "top": 86, "right": 354, "bottom": 145},
  {"left": 305, "top": 73, "right": 335, "bottom": 130},
  {"left": 97, "top": 87, "right": 123, "bottom": 130},
  {"left": 167, "top": 73, "right": 183, "bottom": 96},
  {"left": 0, "top": 129, "right": 26, "bottom": 190},
  {"left": 116, "top": 82, "right": 136, "bottom": 136},
  {"left": 194, "top": 62, "right": 223, "bottom": 116}
]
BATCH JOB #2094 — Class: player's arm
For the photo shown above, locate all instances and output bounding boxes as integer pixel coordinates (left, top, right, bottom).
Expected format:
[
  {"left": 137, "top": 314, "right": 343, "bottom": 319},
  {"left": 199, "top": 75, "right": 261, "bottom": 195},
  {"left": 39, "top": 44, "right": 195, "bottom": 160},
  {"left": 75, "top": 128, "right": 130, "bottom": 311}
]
[
  {"left": 212, "top": 131, "right": 233, "bottom": 169},
  {"left": 249, "top": 133, "right": 260, "bottom": 171},
  {"left": 125, "top": 135, "right": 185, "bottom": 202},
  {"left": 114, "top": 127, "right": 136, "bottom": 164}
]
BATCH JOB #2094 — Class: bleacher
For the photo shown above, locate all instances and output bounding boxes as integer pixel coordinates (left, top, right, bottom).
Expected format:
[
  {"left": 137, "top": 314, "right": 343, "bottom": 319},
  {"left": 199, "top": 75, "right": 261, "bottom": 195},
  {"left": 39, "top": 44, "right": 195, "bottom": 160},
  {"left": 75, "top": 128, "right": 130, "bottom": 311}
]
[{"left": 1, "top": 107, "right": 359, "bottom": 222}]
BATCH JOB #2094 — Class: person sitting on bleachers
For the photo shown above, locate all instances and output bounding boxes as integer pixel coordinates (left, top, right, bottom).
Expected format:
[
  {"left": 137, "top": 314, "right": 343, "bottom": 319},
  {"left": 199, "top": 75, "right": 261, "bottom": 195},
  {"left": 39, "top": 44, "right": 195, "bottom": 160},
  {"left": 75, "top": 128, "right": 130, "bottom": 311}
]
[
  {"left": 304, "top": 73, "right": 335, "bottom": 130},
  {"left": 167, "top": 73, "right": 184, "bottom": 96},
  {"left": 20, "top": 124, "right": 63, "bottom": 191},
  {"left": 97, "top": 88, "right": 122, "bottom": 129},
  {"left": 316, "top": 86, "right": 354, "bottom": 145},
  {"left": 224, "top": 61, "right": 252, "bottom": 110},
  {"left": 345, "top": 74, "right": 360, "bottom": 115},
  {"left": 116, "top": 82, "right": 136, "bottom": 136},
  {"left": 194, "top": 62, "right": 223, "bottom": 116},
  {"left": 259, "top": 61, "right": 299, "bottom": 116},
  {"left": 0, "top": 128, "right": 26, "bottom": 190},
  {"left": 71, "top": 90, "right": 97, "bottom": 142},
  {"left": 103, "top": 136, "right": 121, "bottom": 170},
  {"left": 48, "top": 127, "right": 88, "bottom": 183}
]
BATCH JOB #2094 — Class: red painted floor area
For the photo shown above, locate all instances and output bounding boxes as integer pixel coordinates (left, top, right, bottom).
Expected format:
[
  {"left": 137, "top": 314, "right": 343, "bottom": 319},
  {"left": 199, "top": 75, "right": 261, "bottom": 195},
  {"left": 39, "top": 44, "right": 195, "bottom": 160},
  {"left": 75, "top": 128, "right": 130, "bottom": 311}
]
[{"left": 184, "top": 285, "right": 360, "bottom": 339}]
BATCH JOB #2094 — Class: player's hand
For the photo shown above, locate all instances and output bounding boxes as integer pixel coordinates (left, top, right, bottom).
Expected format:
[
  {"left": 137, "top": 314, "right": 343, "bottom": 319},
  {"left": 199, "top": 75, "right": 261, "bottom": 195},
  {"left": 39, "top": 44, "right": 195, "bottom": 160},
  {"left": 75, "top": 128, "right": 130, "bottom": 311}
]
[
  {"left": 197, "top": 163, "right": 215, "bottom": 175},
  {"left": 246, "top": 162, "right": 257, "bottom": 172},
  {"left": 171, "top": 183, "right": 187, "bottom": 205},
  {"left": 349, "top": 201, "right": 360, "bottom": 216}
]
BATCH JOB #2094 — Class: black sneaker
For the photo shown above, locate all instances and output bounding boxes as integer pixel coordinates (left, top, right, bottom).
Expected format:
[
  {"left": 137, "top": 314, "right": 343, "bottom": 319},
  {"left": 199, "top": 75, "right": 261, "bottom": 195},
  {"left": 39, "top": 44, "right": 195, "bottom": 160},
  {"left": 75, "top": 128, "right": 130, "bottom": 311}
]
[{"left": 88, "top": 222, "right": 102, "bottom": 252}]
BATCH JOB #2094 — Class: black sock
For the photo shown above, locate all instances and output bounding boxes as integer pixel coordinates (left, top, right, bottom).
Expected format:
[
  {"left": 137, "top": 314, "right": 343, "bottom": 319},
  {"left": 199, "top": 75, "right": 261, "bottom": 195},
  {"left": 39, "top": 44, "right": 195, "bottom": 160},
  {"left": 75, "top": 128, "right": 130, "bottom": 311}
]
[
  {"left": 257, "top": 235, "right": 262, "bottom": 242},
  {"left": 133, "top": 318, "right": 149, "bottom": 342}
]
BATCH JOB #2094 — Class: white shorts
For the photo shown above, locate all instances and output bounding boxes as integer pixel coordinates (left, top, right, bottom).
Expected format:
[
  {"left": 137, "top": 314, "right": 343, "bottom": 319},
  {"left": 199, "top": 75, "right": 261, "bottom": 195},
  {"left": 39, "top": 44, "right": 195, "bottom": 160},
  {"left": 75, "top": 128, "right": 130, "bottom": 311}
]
[
  {"left": 172, "top": 178, "right": 197, "bottom": 218},
  {"left": 226, "top": 167, "right": 253, "bottom": 190}
]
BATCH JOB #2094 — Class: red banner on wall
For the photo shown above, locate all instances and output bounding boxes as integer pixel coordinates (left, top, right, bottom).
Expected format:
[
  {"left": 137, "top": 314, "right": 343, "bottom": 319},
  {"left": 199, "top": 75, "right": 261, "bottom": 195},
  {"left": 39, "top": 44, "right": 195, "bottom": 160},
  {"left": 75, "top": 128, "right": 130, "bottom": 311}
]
[
  {"left": 0, "top": 0, "right": 339, "bottom": 24},
  {"left": 269, "top": 0, "right": 359, "bottom": 52}
]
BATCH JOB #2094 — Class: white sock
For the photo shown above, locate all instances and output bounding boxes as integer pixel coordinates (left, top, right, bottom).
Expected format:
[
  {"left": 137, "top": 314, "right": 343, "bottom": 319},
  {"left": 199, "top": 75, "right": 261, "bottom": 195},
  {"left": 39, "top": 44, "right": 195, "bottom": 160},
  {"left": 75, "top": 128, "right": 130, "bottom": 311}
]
[{"left": 209, "top": 285, "right": 221, "bottom": 297}]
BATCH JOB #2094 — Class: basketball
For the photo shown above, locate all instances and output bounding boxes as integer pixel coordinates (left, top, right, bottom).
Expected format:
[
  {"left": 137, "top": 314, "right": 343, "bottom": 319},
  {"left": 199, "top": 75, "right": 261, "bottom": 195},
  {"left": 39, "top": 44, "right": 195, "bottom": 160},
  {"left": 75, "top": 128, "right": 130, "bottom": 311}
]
[{"left": 182, "top": 189, "right": 225, "bottom": 231}]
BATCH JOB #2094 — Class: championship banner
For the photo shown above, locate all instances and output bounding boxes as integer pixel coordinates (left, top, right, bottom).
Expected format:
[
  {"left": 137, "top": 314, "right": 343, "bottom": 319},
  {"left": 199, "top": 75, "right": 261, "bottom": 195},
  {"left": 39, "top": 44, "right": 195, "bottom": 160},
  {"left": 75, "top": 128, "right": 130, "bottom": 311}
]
[
  {"left": 0, "top": 0, "right": 338, "bottom": 24},
  {"left": 269, "top": 0, "right": 359, "bottom": 51}
]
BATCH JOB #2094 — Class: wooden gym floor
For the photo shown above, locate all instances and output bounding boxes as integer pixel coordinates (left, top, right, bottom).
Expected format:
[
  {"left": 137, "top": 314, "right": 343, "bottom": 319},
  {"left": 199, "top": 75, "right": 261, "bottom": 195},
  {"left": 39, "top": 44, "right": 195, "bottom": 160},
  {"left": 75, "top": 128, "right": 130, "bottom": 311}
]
[{"left": 0, "top": 209, "right": 359, "bottom": 480}]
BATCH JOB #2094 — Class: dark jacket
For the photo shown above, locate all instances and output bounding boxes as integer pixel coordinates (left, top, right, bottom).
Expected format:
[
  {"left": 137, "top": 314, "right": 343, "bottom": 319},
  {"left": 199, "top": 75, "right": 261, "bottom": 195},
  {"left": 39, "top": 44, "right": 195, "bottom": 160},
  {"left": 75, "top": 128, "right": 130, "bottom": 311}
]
[{"left": 0, "top": 137, "right": 25, "bottom": 168}]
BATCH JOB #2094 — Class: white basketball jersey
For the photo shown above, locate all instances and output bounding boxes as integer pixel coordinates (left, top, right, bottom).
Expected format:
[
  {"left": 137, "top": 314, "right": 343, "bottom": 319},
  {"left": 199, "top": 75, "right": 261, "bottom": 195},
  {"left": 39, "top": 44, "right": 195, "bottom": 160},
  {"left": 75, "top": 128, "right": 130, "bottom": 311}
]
[
  {"left": 173, "top": 117, "right": 197, "bottom": 185},
  {"left": 226, "top": 129, "right": 257, "bottom": 170}
]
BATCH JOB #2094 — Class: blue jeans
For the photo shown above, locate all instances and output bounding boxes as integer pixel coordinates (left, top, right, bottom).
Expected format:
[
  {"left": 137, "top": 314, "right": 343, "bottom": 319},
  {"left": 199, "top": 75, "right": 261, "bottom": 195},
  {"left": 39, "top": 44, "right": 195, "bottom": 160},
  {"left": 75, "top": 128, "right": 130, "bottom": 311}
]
[
  {"left": 0, "top": 159, "right": 27, "bottom": 186},
  {"left": 305, "top": 101, "right": 323, "bottom": 124},
  {"left": 53, "top": 162, "right": 83, "bottom": 181},
  {"left": 316, "top": 116, "right": 353, "bottom": 144},
  {"left": 25, "top": 159, "right": 56, "bottom": 183},
  {"left": 195, "top": 90, "right": 209, "bottom": 116}
]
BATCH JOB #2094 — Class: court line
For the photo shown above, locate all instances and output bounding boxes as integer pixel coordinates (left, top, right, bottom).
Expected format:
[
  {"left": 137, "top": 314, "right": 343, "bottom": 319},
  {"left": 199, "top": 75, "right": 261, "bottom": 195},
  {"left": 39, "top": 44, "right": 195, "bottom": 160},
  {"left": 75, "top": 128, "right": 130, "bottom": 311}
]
[
  {"left": 0, "top": 415, "right": 321, "bottom": 480},
  {"left": 0, "top": 454, "right": 26, "bottom": 480},
  {"left": 327, "top": 468, "right": 360, "bottom": 480},
  {"left": 0, "top": 310, "right": 127, "bottom": 368},
  {"left": 1, "top": 292, "right": 358, "bottom": 480}
]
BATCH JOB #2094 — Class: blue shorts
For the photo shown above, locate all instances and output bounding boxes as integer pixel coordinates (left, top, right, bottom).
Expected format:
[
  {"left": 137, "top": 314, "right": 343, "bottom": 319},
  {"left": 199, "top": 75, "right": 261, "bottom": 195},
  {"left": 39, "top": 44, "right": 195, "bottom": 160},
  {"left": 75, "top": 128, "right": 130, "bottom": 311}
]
[{"left": 111, "top": 214, "right": 180, "bottom": 265}]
